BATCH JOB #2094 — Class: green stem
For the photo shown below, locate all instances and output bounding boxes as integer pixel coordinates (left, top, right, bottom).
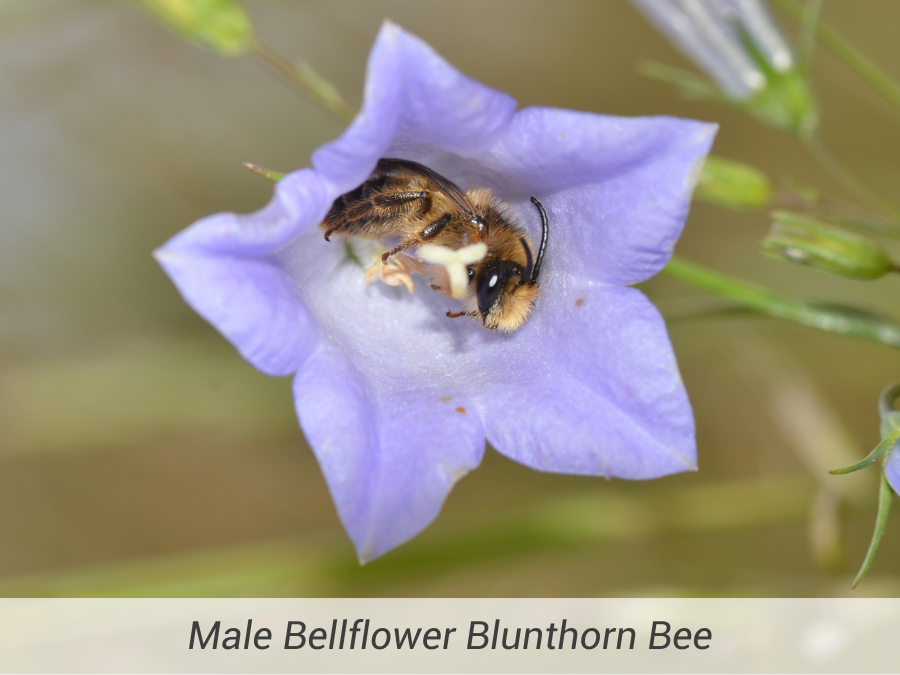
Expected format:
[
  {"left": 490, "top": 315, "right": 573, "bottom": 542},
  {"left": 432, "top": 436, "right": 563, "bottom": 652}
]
[
  {"left": 774, "top": 0, "right": 900, "bottom": 115},
  {"left": 250, "top": 39, "right": 355, "bottom": 123},
  {"left": 797, "top": 0, "right": 823, "bottom": 69},
  {"left": 662, "top": 255, "right": 900, "bottom": 349},
  {"left": 852, "top": 472, "right": 894, "bottom": 589},
  {"left": 803, "top": 135, "right": 900, "bottom": 223}
]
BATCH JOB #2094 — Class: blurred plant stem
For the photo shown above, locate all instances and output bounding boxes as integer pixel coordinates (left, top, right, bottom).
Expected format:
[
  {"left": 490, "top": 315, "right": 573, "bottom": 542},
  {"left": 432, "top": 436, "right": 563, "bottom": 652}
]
[
  {"left": 774, "top": 0, "right": 900, "bottom": 116},
  {"left": 0, "top": 477, "right": 816, "bottom": 597},
  {"left": 662, "top": 256, "right": 900, "bottom": 349},
  {"left": 803, "top": 135, "right": 900, "bottom": 223},
  {"left": 131, "top": 1, "right": 355, "bottom": 122},
  {"left": 132, "top": 0, "right": 254, "bottom": 55},
  {"left": 797, "top": 0, "right": 822, "bottom": 68},
  {"left": 773, "top": 0, "right": 900, "bottom": 221},
  {"left": 727, "top": 329, "right": 870, "bottom": 571},
  {"left": 251, "top": 39, "right": 356, "bottom": 123}
]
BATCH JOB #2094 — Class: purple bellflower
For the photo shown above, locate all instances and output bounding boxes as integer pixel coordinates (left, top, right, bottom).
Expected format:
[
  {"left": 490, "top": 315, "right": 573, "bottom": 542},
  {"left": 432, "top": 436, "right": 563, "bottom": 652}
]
[
  {"left": 887, "top": 448, "right": 900, "bottom": 496},
  {"left": 155, "top": 22, "right": 717, "bottom": 562}
]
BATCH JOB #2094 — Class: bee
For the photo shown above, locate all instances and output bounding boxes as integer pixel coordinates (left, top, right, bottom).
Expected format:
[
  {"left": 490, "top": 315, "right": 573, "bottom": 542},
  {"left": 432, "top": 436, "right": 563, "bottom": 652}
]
[{"left": 319, "top": 158, "right": 549, "bottom": 332}]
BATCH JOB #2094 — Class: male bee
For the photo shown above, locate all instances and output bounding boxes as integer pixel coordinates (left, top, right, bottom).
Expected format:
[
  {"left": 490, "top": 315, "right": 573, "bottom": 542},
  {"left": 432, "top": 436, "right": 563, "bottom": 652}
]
[{"left": 319, "top": 158, "right": 549, "bottom": 332}]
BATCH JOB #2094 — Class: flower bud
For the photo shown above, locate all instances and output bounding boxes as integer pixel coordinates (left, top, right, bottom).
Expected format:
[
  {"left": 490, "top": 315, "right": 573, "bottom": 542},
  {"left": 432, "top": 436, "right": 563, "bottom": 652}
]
[
  {"left": 695, "top": 155, "right": 773, "bottom": 209},
  {"left": 763, "top": 211, "right": 894, "bottom": 280},
  {"left": 243, "top": 163, "right": 285, "bottom": 181},
  {"left": 133, "top": 0, "right": 254, "bottom": 56},
  {"left": 632, "top": 0, "right": 818, "bottom": 136}
]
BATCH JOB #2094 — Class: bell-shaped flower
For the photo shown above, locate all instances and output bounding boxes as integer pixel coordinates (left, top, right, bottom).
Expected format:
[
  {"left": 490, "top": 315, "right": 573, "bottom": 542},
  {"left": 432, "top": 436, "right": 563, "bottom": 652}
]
[
  {"left": 155, "top": 22, "right": 717, "bottom": 561},
  {"left": 632, "top": 0, "right": 817, "bottom": 136}
]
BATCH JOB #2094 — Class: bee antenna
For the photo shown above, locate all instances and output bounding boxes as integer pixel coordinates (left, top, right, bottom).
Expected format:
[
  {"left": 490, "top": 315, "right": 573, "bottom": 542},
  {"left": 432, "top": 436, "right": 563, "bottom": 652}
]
[
  {"left": 519, "top": 237, "right": 534, "bottom": 284},
  {"left": 529, "top": 196, "right": 549, "bottom": 283}
]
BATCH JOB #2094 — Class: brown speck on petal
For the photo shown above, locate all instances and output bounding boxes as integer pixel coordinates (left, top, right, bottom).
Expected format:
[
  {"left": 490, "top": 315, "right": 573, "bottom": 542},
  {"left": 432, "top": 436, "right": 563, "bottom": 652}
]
[
  {"left": 575, "top": 298, "right": 585, "bottom": 307},
  {"left": 455, "top": 406, "right": 466, "bottom": 414},
  {"left": 439, "top": 396, "right": 452, "bottom": 403}
]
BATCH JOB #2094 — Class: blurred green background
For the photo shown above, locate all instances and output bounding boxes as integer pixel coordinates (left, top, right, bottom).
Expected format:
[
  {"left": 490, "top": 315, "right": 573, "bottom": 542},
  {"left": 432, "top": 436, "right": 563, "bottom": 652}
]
[{"left": 1, "top": 0, "right": 899, "bottom": 597}]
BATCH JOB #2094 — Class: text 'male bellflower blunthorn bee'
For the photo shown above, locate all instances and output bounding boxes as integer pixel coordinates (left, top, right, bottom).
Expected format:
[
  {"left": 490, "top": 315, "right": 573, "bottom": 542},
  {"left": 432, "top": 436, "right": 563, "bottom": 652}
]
[{"left": 155, "top": 22, "right": 717, "bottom": 562}]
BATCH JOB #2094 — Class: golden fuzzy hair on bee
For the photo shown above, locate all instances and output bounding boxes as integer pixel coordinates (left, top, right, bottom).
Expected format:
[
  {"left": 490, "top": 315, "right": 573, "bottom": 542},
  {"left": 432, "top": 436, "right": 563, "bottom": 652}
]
[
  {"left": 462, "top": 277, "right": 540, "bottom": 332},
  {"left": 319, "top": 158, "right": 549, "bottom": 332}
]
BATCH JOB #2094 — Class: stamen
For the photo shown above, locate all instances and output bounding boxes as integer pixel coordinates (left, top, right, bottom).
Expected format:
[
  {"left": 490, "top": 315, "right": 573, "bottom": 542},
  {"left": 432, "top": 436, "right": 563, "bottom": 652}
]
[
  {"left": 418, "top": 243, "right": 488, "bottom": 299},
  {"left": 365, "top": 252, "right": 424, "bottom": 294}
]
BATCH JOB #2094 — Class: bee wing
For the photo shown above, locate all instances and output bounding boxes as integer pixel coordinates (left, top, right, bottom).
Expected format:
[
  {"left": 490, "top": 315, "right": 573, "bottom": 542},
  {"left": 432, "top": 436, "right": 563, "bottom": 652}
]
[{"left": 378, "top": 158, "right": 479, "bottom": 222}]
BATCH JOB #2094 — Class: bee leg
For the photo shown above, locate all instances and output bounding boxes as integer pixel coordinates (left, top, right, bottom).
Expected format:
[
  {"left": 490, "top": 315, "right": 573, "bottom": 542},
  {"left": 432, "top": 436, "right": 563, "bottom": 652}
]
[
  {"left": 365, "top": 253, "right": 425, "bottom": 294},
  {"left": 418, "top": 212, "right": 453, "bottom": 240},
  {"left": 323, "top": 226, "right": 339, "bottom": 241},
  {"left": 446, "top": 310, "right": 477, "bottom": 319},
  {"left": 374, "top": 190, "right": 430, "bottom": 208},
  {"left": 381, "top": 236, "right": 421, "bottom": 264},
  {"left": 381, "top": 213, "right": 453, "bottom": 264}
]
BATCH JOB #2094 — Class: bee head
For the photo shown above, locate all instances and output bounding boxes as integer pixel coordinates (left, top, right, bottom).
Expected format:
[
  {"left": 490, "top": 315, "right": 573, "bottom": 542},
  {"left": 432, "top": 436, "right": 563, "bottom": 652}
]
[
  {"left": 471, "top": 197, "right": 549, "bottom": 333},
  {"left": 474, "top": 262, "right": 539, "bottom": 332}
]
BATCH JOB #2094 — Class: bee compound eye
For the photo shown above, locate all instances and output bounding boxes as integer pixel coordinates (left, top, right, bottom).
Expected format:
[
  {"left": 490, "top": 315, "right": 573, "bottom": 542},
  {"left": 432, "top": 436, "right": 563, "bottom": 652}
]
[{"left": 475, "top": 266, "right": 508, "bottom": 317}]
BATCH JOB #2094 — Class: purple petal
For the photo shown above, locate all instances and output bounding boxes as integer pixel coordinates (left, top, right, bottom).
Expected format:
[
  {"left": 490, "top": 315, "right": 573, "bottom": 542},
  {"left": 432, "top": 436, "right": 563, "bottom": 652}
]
[
  {"left": 886, "top": 443, "right": 900, "bottom": 496},
  {"left": 312, "top": 22, "right": 518, "bottom": 196},
  {"left": 154, "top": 170, "right": 334, "bottom": 376},
  {"left": 294, "top": 344, "right": 486, "bottom": 562},
  {"left": 478, "top": 284, "right": 696, "bottom": 479},
  {"left": 482, "top": 108, "right": 717, "bottom": 285}
]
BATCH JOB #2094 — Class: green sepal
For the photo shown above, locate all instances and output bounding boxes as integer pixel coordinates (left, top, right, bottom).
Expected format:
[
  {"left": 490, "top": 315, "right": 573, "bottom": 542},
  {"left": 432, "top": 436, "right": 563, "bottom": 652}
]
[
  {"left": 740, "top": 66, "right": 818, "bottom": 138},
  {"left": 852, "top": 472, "right": 894, "bottom": 589},
  {"left": 830, "top": 428, "right": 900, "bottom": 475},
  {"left": 243, "top": 163, "right": 285, "bottom": 182}
]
